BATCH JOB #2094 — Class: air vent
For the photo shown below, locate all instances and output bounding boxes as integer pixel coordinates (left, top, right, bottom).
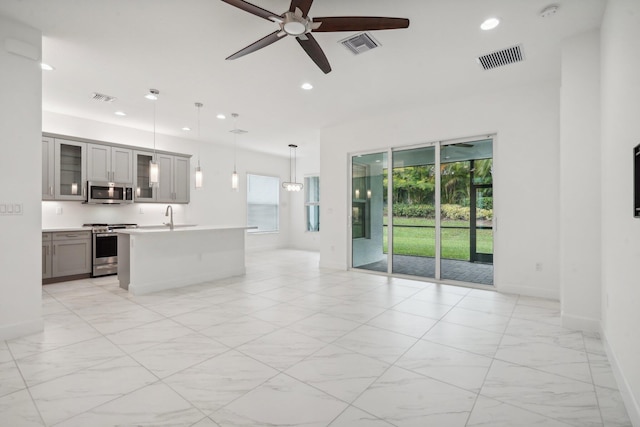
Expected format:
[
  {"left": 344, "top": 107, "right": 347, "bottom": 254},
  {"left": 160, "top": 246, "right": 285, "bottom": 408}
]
[
  {"left": 90, "top": 92, "right": 117, "bottom": 103},
  {"left": 229, "top": 129, "right": 248, "bottom": 135},
  {"left": 477, "top": 44, "right": 524, "bottom": 70},
  {"left": 340, "top": 32, "right": 380, "bottom": 55}
]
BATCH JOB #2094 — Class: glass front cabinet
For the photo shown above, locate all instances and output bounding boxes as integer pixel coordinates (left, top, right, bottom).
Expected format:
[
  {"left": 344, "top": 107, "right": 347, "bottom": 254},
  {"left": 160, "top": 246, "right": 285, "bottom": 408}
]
[
  {"left": 54, "top": 139, "right": 87, "bottom": 201},
  {"left": 133, "top": 150, "right": 156, "bottom": 202}
]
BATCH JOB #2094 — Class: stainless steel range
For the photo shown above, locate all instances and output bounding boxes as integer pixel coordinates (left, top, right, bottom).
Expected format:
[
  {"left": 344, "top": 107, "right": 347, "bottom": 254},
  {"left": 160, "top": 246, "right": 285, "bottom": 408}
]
[{"left": 84, "top": 223, "right": 137, "bottom": 277}]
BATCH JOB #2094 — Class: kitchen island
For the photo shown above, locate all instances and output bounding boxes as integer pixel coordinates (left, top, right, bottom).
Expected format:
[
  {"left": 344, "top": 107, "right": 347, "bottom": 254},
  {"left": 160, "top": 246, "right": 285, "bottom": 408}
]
[{"left": 117, "top": 226, "right": 253, "bottom": 295}]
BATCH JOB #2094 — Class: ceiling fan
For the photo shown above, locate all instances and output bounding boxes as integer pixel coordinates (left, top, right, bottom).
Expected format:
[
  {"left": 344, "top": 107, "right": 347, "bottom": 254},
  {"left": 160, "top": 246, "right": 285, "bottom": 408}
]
[{"left": 220, "top": 0, "right": 410, "bottom": 74}]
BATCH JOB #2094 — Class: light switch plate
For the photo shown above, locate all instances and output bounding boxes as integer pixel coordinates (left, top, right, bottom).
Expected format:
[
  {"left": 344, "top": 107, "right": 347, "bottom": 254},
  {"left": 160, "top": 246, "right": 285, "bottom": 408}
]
[
  {"left": 13, "top": 204, "right": 22, "bottom": 215},
  {"left": 0, "top": 204, "right": 6, "bottom": 214}
]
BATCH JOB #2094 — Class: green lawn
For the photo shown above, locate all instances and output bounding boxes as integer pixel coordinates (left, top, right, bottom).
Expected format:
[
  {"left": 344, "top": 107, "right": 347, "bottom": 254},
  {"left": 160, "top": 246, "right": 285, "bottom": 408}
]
[{"left": 382, "top": 217, "right": 493, "bottom": 261}]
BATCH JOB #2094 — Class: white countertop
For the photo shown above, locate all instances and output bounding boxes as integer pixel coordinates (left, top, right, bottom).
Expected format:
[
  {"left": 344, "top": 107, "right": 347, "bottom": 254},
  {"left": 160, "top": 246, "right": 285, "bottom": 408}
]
[
  {"left": 42, "top": 227, "right": 92, "bottom": 233},
  {"left": 116, "top": 225, "right": 255, "bottom": 234}
]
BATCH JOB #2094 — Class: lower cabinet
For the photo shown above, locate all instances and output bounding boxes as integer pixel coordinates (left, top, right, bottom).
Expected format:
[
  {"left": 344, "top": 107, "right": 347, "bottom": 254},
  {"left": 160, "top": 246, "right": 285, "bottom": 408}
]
[
  {"left": 43, "top": 231, "right": 92, "bottom": 281},
  {"left": 42, "top": 233, "right": 52, "bottom": 279}
]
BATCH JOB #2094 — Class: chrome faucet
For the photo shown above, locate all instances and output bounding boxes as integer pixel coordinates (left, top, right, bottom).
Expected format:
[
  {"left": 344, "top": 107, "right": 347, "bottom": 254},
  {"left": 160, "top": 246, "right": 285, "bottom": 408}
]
[{"left": 164, "top": 205, "right": 174, "bottom": 230}]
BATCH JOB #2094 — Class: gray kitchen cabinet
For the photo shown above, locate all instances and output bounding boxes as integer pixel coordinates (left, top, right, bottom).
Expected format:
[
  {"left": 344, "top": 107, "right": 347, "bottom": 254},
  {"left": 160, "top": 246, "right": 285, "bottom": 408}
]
[
  {"left": 51, "top": 231, "right": 91, "bottom": 277},
  {"left": 54, "top": 139, "right": 86, "bottom": 201},
  {"left": 133, "top": 150, "right": 156, "bottom": 202},
  {"left": 156, "top": 154, "right": 190, "bottom": 204},
  {"left": 42, "top": 233, "right": 52, "bottom": 279},
  {"left": 42, "top": 137, "right": 55, "bottom": 200},
  {"left": 87, "top": 143, "right": 133, "bottom": 184}
]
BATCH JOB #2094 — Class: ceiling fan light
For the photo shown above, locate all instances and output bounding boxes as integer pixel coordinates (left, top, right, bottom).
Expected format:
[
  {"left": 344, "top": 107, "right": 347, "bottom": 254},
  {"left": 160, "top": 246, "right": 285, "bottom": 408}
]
[{"left": 284, "top": 21, "right": 306, "bottom": 35}]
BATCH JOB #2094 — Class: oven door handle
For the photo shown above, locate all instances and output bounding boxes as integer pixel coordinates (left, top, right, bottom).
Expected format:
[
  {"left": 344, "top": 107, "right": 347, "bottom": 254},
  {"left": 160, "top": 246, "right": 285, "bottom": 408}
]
[{"left": 95, "top": 233, "right": 116, "bottom": 238}]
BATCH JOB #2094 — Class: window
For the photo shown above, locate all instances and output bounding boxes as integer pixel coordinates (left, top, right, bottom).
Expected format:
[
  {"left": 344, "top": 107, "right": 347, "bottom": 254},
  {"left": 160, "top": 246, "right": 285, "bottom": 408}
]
[
  {"left": 247, "top": 174, "right": 279, "bottom": 233},
  {"left": 305, "top": 176, "right": 320, "bottom": 232}
]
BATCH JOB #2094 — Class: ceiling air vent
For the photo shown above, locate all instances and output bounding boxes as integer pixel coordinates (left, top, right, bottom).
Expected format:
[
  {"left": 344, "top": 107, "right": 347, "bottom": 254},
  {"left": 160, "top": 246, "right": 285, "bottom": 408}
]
[
  {"left": 340, "top": 32, "right": 380, "bottom": 55},
  {"left": 477, "top": 44, "right": 524, "bottom": 70},
  {"left": 90, "top": 92, "right": 117, "bottom": 103}
]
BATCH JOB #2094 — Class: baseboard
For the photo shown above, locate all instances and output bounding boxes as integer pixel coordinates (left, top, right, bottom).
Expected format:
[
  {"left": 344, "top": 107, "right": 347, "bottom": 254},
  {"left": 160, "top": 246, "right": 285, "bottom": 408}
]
[
  {"left": 319, "top": 260, "right": 347, "bottom": 271},
  {"left": 0, "top": 317, "right": 43, "bottom": 341},
  {"left": 601, "top": 329, "right": 640, "bottom": 427},
  {"left": 561, "top": 313, "right": 601, "bottom": 333},
  {"left": 497, "top": 283, "right": 559, "bottom": 300}
]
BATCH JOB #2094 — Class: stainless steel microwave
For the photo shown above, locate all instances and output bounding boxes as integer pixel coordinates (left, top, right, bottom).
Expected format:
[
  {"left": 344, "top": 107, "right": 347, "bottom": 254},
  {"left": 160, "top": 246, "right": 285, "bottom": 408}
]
[{"left": 86, "top": 181, "right": 134, "bottom": 204}]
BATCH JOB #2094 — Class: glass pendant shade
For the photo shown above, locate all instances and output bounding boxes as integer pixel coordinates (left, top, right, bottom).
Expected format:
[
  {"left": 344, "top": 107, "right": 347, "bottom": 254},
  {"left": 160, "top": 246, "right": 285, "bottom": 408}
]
[
  {"left": 149, "top": 160, "right": 159, "bottom": 186},
  {"left": 231, "top": 170, "right": 239, "bottom": 191},
  {"left": 195, "top": 166, "right": 203, "bottom": 188}
]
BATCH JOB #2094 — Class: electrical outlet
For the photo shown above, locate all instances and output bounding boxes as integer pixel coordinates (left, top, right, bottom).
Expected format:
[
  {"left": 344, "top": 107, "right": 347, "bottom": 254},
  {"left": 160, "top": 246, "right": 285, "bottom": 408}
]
[
  {"left": 139, "top": 207, "right": 144, "bottom": 214},
  {"left": 56, "top": 206, "right": 63, "bottom": 215},
  {"left": 535, "top": 262, "right": 543, "bottom": 272}
]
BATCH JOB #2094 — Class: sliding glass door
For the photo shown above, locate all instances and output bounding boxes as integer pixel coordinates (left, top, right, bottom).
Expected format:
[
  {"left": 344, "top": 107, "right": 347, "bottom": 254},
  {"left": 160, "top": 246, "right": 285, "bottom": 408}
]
[
  {"left": 351, "top": 152, "right": 388, "bottom": 272},
  {"left": 439, "top": 139, "right": 493, "bottom": 285},
  {"left": 390, "top": 146, "right": 437, "bottom": 278},
  {"left": 351, "top": 137, "right": 494, "bottom": 286}
]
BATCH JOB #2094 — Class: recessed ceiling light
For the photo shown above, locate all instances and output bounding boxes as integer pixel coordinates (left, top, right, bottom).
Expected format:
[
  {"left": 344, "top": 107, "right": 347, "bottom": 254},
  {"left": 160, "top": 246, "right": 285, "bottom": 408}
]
[
  {"left": 217, "top": 114, "right": 226, "bottom": 120},
  {"left": 480, "top": 17, "right": 500, "bottom": 31},
  {"left": 301, "top": 83, "right": 313, "bottom": 90},
  {"left": 114, "top": 111, "right": 126, "bottom": 116},
  {"left": 182, "top": 127, "right": 191, "bottom": 131},
  {"left": 40, "top": 63, "right": 55, "bottom": 71}
]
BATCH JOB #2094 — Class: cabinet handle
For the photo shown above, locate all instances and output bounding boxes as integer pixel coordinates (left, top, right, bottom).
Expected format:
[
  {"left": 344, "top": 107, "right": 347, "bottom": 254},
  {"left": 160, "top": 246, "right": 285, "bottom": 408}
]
[
  {"left": 52, "top": 245, "right": 55, "bottom": 256},
  {"left": 65, "top": 234, "right": 79, "bottom": 237},
  {"left": 49, "top": 186, "right": 53, "bottom": 196}
]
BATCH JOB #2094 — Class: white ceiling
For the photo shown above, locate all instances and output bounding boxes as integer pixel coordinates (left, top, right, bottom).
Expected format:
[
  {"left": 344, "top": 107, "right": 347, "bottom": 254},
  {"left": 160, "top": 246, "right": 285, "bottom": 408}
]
[{"left": 0, "top": 0, "right": 605, "bottom": 157}]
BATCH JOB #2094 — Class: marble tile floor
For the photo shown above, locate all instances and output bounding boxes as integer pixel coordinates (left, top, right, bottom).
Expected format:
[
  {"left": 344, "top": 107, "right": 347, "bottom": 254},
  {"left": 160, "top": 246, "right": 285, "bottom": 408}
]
[{"left": 1, "top": 249, "right": 631, "bottom": 426}]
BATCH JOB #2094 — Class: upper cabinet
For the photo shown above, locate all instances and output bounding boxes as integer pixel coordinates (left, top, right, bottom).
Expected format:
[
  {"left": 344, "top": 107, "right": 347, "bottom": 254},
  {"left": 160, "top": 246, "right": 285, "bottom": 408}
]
[
  {"left": 42, "top": 137, "right": 55, "bottom": 200},
  {"left": 87, "top": 143, "right": 133, "bottom": 184},
  {"left": 156, "top": 154, "right": 190, "bottom": 204},
  {"left": 133, "top": 150, "right": 156, "bottom": 202},
  {"left": 43, "top": 134, "right": 190, "bottom": 204},
  {"left": 54, "top": 139, "right": 87, "bottom": 201}
]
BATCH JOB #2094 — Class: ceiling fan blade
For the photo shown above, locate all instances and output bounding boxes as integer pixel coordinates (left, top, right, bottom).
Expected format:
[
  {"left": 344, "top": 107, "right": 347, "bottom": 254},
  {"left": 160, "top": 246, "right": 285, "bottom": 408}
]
[
  {"left": 297, "top": 33, "right": 331, "bottom": 74},
  {"left": 226, "top": 31, "right": 285, "bottom": 60},
  {"left": 220, "top": 0, "right": 281, "bottom": 21},
  {"left": 289, "top": 0, "right": 314, "bottom": 17},
  {"left": 313, "top": 16, "right": 410, "bottom": 32}
]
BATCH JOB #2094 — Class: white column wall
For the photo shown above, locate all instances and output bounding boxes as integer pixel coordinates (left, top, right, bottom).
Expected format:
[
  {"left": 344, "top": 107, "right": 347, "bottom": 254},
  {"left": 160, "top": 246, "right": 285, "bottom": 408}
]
[
  {"left": 287, "top": 144, "right": 321, "bottom": 252},
  {"left": 0, "top": 16, "right": 43, "bottom": 340},
  {"left": 559, "top": 30, "right": 601, "bottom": 331},
  {"left": 42, "top": 111, "right": 291, "bottom": 252},
  {"left": 320, "top": 80, "right": 561, "bottom": 299},
  {"left": 600, "top": 1, "right": 640, "bottom": 423}
]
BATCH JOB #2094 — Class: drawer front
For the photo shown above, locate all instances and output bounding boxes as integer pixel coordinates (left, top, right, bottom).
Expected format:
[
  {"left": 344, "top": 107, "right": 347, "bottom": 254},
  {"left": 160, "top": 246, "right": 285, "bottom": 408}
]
[
  {"left": 52, "top": 231, "right": 91, "bottom": 241},
  {"left": 42, "top": 232, "right": 52, "bottom": 242}
]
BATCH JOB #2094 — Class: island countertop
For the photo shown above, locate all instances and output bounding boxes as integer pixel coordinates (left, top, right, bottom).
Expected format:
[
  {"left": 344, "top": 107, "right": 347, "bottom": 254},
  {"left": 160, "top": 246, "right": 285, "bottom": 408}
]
[{"left": 117, "top": 225, "right": 255, "bottom": 234}]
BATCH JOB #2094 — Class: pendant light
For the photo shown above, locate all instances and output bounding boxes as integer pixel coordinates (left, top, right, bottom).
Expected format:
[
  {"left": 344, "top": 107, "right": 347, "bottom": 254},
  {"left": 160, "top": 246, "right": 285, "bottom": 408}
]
[
  {"left": 230, "top": 113, "right": 242, "bottom": 191},
  {"left": 148, "top": 89, "right": 159, "bottom": 186},
  {"left": 283, "top": 144, "right": 303, "bottom": 191},
  {"left": 194, "top": 102, "right": 203, "bottom": 188}
]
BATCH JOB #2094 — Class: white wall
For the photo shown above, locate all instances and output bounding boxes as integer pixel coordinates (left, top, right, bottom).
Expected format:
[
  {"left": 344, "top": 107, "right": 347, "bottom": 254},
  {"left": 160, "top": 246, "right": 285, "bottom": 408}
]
[
  {"left": 600, "top": 1, "right": 640, "bottom": 423},
  {"left": 559, "top": 30, "right": 601, "bottom": 331},
  {"left": 0, "top": 16, "right": 43, "bottom": 340},
  {"left": 42, "top": 111, "right": 292, "bottom": 252},
  {"left": 320, "top": 80, "right": 562, "bottom": 299}
]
